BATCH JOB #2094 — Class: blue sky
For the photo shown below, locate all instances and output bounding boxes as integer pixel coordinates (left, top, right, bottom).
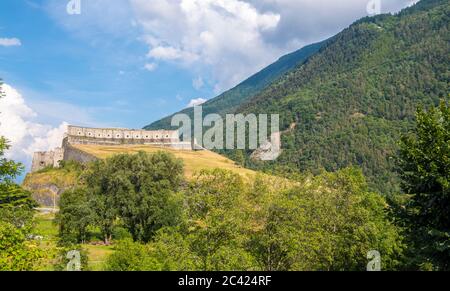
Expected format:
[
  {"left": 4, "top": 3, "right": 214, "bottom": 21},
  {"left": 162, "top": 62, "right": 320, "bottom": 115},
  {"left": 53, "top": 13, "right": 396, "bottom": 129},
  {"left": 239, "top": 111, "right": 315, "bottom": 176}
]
[
  {"left": 0, "top": 0, "right": 417, "bottom": 172},
  {"left": 1, "top": 0, "right": 215, "bottom": 129}
]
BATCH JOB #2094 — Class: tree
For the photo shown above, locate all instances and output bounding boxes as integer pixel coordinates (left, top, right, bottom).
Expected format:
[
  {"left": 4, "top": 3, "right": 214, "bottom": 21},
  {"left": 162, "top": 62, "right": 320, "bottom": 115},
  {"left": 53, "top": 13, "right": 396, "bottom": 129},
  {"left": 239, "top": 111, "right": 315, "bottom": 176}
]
[
  {"left": 0, "top": 97, "right": 42, "bottom": 269},
  {"left": 0, "top": 89, "right": 38, "bottom": 245},
  {"left": 106, "top": 229, "right": 197, "bottom": 271},
  {"left": 105, "top": 239, "right": 158, "bottom": 271},
  {"left": 184, "top": 169, "right": 257, "bottom": 271},
  {"left": 1, "top": 80, "right": 36, "bottom": 214},
  {"left": 249, "top": 168, "right": 404, "bottom": 271},
  {"left": 87, "top": 151, "right": 185, "bottom": 243},
  {"left": 56, "top": 188, "right": 93, "bottom": 244},
  {"left": 83, "top": 161, "right": 118, "bottom": 245},
  {"left": 0, "top": 138, "right": 23, "bottom": 184},
  {"left": 0, "top": 138, "right": 36, "bottom": 214},
  {"left": 0, "top": 221, "right": 43, "bottom": 271},
  {"left": 397, "top": 100, "right": 450, "bottom": 270}
]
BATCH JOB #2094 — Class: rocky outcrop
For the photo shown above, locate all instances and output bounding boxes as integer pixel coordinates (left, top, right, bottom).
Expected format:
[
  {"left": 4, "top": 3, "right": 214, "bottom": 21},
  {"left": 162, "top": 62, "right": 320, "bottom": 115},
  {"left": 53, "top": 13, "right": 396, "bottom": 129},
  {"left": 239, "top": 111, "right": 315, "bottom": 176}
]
[{"left": 23, "top": 168, "right": 79, "bottom": 207}]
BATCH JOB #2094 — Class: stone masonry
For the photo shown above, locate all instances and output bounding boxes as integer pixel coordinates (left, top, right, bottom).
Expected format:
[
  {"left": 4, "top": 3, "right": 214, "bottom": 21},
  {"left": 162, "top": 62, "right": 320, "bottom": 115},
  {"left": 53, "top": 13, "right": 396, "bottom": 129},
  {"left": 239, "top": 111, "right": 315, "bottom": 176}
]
[{"left": 31, "top": 125, "right": 194, "bottom": 172}]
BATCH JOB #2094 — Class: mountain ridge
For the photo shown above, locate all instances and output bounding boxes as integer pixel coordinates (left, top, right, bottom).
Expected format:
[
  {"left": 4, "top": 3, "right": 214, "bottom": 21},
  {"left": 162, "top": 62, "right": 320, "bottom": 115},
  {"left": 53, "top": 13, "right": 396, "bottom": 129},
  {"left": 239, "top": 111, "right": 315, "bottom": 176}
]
[
  {"left": 144, "top": 40, "right": 326, "bottom": 130},
  {"left": 230, "top": 0, "right": 449, "bottom": 194},
  {"left": 144, "top": 0, "right": 449, "bottom": 194}
]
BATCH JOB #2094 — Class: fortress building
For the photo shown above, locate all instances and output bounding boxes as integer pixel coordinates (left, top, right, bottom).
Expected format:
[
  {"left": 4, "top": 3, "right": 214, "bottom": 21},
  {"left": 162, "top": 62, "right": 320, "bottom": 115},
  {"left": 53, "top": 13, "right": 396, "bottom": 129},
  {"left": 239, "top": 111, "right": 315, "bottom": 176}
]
[
  {"left": 31, "top": 125, "right": 195, "bottom": 172},
  {"left": 31, "top": 148, "right": 65, "bottom": 173}
]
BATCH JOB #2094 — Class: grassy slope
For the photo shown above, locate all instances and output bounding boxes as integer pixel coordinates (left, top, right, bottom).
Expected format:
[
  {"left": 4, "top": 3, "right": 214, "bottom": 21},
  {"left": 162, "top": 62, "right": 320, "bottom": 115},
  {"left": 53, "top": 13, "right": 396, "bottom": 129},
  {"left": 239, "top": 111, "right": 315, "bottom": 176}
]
[
  {"left": 34, "top": 213, "right": 113, "bottom": 271},
  {"left": 23, "top": 167, "right": 78, "bottom": 189},
  {"left": 23, "top": 146, "right": 261, "bottom": 207},
  {"left": 29, "top": 146, "right": 289, "bottom": 270},
  {"left": 23, "top": 167, "right": 79, "bottom": 207},
  {"left": 72, "top": 144, "right": 258, "bottom": 179}
]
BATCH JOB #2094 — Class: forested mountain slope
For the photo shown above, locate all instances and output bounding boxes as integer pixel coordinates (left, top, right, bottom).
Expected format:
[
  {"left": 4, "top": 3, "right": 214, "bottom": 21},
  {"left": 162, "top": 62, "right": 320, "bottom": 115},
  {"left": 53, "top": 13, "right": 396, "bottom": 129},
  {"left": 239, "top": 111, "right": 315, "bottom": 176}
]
[
  {"left": 234, "top": 0, "right": 449, "bottom": 194},
  {"left": 144, "top": 41, "right": 325, "bottom": 130}
]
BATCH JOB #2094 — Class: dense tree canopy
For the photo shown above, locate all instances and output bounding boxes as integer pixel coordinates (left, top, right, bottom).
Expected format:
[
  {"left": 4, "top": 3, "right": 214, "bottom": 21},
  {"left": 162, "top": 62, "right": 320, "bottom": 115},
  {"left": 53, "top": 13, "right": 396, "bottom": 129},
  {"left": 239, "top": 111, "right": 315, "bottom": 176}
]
[
  {"left": 58, "top": 151, "right": 185, "bottom": 244},
  {"left": 0, "top": 80, "right": 41, "bottom": 270},
  {"left": 396, "top": 101, "right": 450, "bottom": 270},
  {"left": 106, "top": 168, "right": 404, "bottom": 271},
  {"left": 223, "top": 0, "right": 449, "bottom": 195}
]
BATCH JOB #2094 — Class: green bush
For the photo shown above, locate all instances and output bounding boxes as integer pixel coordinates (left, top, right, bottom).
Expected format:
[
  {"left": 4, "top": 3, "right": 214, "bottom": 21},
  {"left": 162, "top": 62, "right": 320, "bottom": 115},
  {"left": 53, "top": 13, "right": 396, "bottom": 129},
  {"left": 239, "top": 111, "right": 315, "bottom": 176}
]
[{"left": 0, "top": 221, "right": 44, "bottom": 271}]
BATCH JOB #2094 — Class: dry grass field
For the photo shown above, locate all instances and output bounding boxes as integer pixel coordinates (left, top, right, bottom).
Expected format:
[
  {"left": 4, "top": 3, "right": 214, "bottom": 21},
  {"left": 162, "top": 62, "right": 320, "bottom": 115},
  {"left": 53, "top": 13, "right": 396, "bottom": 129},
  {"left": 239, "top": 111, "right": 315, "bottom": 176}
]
[{"left": 73, "top": 144, "right": 257, "bottom": 179}]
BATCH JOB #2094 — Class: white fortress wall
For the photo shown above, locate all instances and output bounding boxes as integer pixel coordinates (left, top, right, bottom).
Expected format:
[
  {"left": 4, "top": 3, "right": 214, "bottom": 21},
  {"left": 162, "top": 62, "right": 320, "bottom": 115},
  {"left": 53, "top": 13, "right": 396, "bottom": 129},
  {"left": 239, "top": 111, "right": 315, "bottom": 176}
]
[
  {"left": 67, "top": 126, "right": 179, "bottom": 144},
  {"left": 31, "top": 125, "right": 197, "bottom": 172}
]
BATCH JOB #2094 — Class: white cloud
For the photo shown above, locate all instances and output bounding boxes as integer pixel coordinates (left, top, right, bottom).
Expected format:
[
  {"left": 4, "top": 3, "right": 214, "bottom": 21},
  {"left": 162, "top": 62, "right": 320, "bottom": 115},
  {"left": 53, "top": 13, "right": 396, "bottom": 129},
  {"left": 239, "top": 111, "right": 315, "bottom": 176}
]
[
  {"left": 0, "top": 83, "right": 67, "bottom": 170},
  {"left": 132, "top": 0, "right": 281, "bottom": 92},
  {"left": 144, "top": 62, "right": 158, "bottom": 71},
  {"left": 49, "top": 0, "right": 418, "bottom": 93},
  {"left": 0, "top": 37, "right": 22, "bottom": 47},
  {"left": 187, "top": 98, "right": 207, "bottom": 108},
  {"left": 147, "top": 46, "right": 199, "bottom": 63},
  {"left": 131, "top": 0, "right": 415, "bottom": 93},
  {"left": 192, "top": 77, "right": 204, "bottom": 90}
]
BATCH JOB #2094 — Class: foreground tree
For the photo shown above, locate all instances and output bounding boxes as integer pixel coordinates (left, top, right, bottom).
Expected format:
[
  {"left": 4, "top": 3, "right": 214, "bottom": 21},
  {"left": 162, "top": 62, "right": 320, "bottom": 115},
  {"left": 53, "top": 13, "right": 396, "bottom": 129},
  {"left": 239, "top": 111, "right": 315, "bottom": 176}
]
[
  {"left": 249, "top": 168, "right": 404, "bottom": 271},
  {"left": 55, "top": 188, "right": 92, "bottom": 244},
  {"left": 86, "top": 151, "right": 184, "bottom": 243},
  {"left": 397, "top": 100, "right": 450, "bottom": 270},
  {"left": 0, "top": 138, "right": 37, "bottom": 217},
  {"left": 0, "top": 221, "right": 43, "bottom": 270},
  {"left": 184, "top": 169, "right": 256, "bottom": 270},
  {"left": 106, "top": 168, "right": 403, "bottom": 271},
  {"left": 0, "top": 92, "right": 42, "bottom": 269},
  {"left": 107, "top": 169, "right": 258, "bottom": 271}
]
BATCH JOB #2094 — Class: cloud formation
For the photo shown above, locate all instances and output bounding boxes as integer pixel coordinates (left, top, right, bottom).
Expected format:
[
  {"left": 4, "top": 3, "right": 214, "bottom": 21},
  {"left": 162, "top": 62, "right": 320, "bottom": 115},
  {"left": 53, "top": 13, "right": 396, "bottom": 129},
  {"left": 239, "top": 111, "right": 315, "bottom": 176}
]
[
  {"left": 0, "top": 37, "right": 22, "bottom": 47},
  {"left": 48, "top": 0, "right": 418, "bottom": 94},
  {"left": 132, "top": 0, "right": 281, "bottom": 92},
  {"left": 130, "top": 0, "right": 416, "bottom": 92},
  {"left": 0, "top": 83, "right": 67, "bottom": 169},
  {"left": 144, "top": 62, "right": 158, "bottom": 72},
  {"left": 192, "top": 77, "right": 204, "bottom": 90}
]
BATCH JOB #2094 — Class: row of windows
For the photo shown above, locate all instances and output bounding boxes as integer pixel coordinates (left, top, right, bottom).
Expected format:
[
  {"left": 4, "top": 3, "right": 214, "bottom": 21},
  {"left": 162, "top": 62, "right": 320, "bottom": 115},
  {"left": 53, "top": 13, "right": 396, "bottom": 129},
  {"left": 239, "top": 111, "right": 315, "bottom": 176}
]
[{"left": 77, "top": 131, "right": 171, "bottom": 139}]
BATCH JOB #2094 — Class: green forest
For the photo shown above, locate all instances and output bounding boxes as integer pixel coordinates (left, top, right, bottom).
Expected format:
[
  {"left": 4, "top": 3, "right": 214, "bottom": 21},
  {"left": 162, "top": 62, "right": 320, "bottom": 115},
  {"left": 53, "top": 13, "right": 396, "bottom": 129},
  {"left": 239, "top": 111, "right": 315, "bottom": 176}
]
[
  {"left": 231, "top": 0, "right": 449, "bottom": 195},
  {"left": 1, "top": 0, "right": 449, "bottom": 272},
  {"left": 1, "top": 99, "right": 449, "bottom": 270},
  {"left": 149, "top": 0, "right": 449, "bottom": 195}
]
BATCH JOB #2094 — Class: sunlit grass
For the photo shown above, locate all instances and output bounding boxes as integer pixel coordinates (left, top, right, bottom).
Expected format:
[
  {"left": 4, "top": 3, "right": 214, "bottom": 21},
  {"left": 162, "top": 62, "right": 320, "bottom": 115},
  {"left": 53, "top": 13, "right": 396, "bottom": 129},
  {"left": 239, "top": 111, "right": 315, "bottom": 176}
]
[
  {"left": 73, "top": 144, "right": 257, "bottom": 179},
  {"left": 33, "top": 212, "right": 113, "bottom": 271},
  {"left": 83, "top": 244, "right": 114, "bottom": 271}
]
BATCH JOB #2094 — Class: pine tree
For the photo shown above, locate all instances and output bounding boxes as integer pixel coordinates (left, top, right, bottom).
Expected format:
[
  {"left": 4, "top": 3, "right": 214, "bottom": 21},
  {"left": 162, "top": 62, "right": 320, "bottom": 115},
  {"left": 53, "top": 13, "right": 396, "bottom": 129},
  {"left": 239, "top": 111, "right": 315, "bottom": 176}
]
[{"left": 398, "top": 100, "right": 450, "bottom": 270}]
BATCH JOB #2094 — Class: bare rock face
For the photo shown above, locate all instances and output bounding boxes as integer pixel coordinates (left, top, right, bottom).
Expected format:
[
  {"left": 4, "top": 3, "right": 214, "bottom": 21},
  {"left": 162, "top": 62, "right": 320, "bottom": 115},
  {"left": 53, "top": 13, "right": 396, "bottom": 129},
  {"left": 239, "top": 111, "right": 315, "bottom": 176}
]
[
  {"left": 22, "top": 169, "right": 78, "bottom": 208},
  {"left": 250, "top": 132, "right": 282, "bottom": 161},
  {"left": 23, "top": 183, "right": 62, "bottom": 208}
]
